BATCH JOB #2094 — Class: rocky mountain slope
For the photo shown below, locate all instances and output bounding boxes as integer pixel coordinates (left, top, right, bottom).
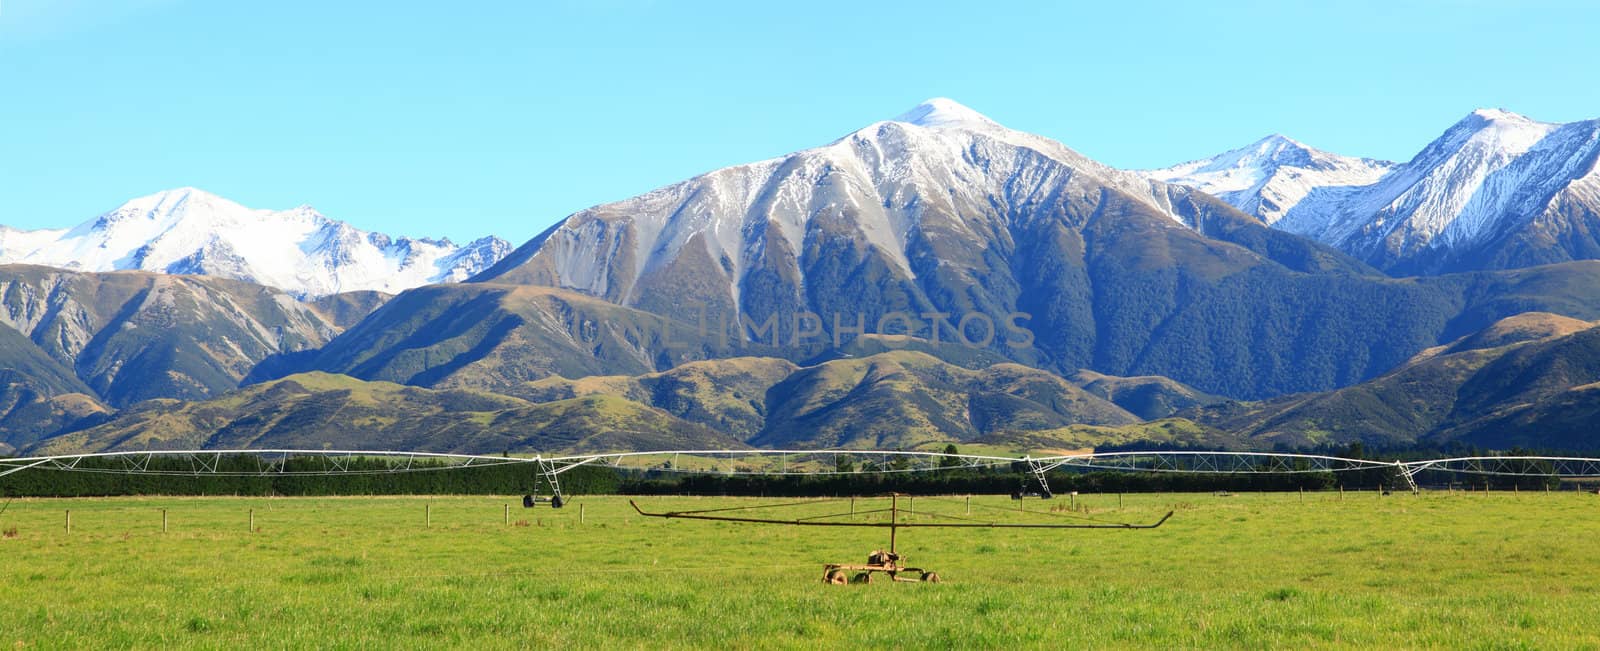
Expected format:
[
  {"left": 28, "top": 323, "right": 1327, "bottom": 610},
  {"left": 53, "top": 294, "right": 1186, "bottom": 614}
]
[
  {"left": 0, "top": 265, "right": 341, "bottom": 448},
  {"left": 1184, "top": 312, "right": 1600, "bottom": 450},
  {"left": 273, "top": 282, "right": 786, "bottom": 391},
  {"left": 0, "top": 323, "right": 111, "bottom": 454}
]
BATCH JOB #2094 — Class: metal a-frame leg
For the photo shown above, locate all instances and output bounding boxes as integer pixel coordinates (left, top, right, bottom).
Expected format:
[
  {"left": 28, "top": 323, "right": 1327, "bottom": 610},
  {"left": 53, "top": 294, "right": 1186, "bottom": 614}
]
[
  {"left": 522, "top": 457, "right": 567, "bottom": 508},
  {"left": 1395, "top": 461, "right": 1421, "bottom": 494},
  {"left": 1027, "top": 457, "right": 1054, "bottom": 499},
  {"left": 538, "top": 457, "right": 565, "bottom": 508}
]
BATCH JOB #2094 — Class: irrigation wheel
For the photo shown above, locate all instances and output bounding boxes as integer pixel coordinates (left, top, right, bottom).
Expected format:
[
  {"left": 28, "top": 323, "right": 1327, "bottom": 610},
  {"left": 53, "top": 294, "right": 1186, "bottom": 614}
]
[
  {"left": 920, "top": 571, "right": 940, "bottom": 583},
  {"left": 825, "top": 569, "right": 848, "bottom": 585},
  {"left": 851, "top": 572, "right": 873, "bottom": 585}
]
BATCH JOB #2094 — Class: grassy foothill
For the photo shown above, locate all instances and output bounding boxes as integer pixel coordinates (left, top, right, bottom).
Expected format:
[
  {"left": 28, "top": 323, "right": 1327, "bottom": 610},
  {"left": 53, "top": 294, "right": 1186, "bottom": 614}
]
[{"left": 0, "top": 491, "right": 1596, "bottom": 648}]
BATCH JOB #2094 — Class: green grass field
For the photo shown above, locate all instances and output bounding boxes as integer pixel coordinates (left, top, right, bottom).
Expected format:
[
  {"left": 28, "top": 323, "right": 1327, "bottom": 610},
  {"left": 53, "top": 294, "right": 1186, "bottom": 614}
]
[{"left": 1, "top": 490, "right": 1597, "bottom": 648}]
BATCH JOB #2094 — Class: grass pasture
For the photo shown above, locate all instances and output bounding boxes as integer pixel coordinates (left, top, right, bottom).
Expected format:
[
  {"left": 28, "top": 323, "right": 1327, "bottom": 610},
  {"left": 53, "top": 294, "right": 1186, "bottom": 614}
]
[{"left": 1, "top": 491, "right": 1598, "bottom": 648}]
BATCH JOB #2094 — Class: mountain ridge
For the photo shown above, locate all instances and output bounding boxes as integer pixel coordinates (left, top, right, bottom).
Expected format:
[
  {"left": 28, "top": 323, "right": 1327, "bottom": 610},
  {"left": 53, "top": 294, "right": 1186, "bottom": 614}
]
[
  {"left": 34, "top": 352, "right": 1224, "bottom": 455},
  {"left": 1142, "top": 134, "right": 1396, "bottom": 228},
  {"left": 1147, "top": 109, "right": 1600, "bottom": 275},
  {"left": 0, "top": 187, "right": 512, "bottom": 298}
]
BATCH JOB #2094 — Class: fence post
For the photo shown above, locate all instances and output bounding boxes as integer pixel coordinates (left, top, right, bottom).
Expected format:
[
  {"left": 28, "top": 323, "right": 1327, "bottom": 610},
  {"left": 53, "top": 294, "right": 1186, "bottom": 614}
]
[
  {"left": 504, "top": 503, "right": 509, "bottom": 526},
  {"left": 579, "top": 503, "right": 586, "bottom": 524},
  {"left": 248, "top": 509, "right": 254, "bottom": 533},
  {"left": 65, "top": 510, "right": 71, "bottom": 535},
  {"left": 426, "top": 503, "right": 432, "bottom": 528},
  {"left": 162, "top": 509, "right": 168, "bottom": 533},
  {"left": 966, "top": 495, "right": 971, "bottom": 515}
]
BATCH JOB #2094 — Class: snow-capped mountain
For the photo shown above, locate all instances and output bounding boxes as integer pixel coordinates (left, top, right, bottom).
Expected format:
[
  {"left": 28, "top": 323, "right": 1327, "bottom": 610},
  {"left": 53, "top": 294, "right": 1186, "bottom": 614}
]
[
  {"left": 1146, "top": 110, "right": 1600, "bottom": 274},
  {"left": 477, "top": 97, "right": 1291, "bottom": 316},
  {"left": 1141, "top": 134, "right": 1395, "bottom": 228},
  {"left": 0, "top": 188, "right": 512, "bottom": 297},
  {"left": 269, "top": 97, "right": 1600, "bottom": 404},
  {"left": 1327, "top": 109, "right": 1600, "bottom": 273},
  {"left": 470, "top": 97, "right": 1384, "bottom": 394}
]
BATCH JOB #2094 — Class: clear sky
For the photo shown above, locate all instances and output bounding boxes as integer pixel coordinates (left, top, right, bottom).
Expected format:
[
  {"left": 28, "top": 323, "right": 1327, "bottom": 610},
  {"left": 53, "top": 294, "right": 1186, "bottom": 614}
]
[{"left": 3, "top": 0, "right": 1597, "bottom": 244}]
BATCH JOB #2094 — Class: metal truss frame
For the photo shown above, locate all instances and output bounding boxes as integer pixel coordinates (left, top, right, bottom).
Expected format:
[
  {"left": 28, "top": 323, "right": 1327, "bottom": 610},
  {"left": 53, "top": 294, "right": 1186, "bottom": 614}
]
[{"left": 7, "top": 449, "right": 1600, "bottom": 503}]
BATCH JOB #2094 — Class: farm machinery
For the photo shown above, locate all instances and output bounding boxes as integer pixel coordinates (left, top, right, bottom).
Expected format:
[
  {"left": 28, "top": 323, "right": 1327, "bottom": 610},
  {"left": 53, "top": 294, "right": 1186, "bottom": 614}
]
[
  {"left": 631, "top": 493, "right": 1172, "bottom": 585},
  {"left": 824, "top": 548, "right": 939, "bottom": 584}
]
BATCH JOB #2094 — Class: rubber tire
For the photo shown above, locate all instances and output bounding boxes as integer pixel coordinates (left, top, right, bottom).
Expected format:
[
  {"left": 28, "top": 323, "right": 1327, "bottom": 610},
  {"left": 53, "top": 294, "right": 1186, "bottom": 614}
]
[
  {"left": 921, "top": 572, "right": 941, "bottom": 583},
  {"left": 851, "top": 572, "right": 873, "bottom": 585},
  {"left": 825, "top": 569, "right": 848, "bottom": 585}
]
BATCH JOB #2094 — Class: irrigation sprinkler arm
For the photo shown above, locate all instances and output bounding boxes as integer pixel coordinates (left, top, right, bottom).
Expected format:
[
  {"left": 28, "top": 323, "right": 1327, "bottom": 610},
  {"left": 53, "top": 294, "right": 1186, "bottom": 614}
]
[
  {"left": 547, "top": 455, "right": 603, "bottom": 475},
  {"left": 0, "top": 457, "right": 54, "bottom": 478},
  {"left": 630, "top": 500, "right": 1173, "bottom": 529}
]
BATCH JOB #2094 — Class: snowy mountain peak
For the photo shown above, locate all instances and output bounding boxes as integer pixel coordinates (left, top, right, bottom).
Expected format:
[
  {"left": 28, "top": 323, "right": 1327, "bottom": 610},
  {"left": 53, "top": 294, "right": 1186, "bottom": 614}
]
[
  {"left": 892, "top": 97, "right": 1000, "bottom": 129},
  {"left": 1435, "top": 109, "right": 1555, "bottom": 156},
  {"left": 1198, "top": 134, "right": 1317, "bottom": 170},
  {"left": 95, "top": 187, "right": 229, "bottom": 226},
  {"left": 1140, "top": 134, "right": 1395, "bottom": 226},
  {"left": 1468, "top": 107, "right": 1535, "bottom": 123},
  {"left": 123, "top": 186, "right": 215, "bottom": 207},
  {"left": 1248, "top": 133, "right": 1313, "bottom": 157},
  {"left": 0, "top": 189, "right": 511, "bottom": 298},
  {"left": 1253, "top": 132, "right": 1302, "bottom": 147}
]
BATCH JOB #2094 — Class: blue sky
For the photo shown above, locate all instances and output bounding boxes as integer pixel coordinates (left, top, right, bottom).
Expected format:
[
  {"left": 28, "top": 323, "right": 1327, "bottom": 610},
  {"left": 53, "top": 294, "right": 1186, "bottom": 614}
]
[{"left": 2, "top": 0, "right": 1597, "bottom": 243}]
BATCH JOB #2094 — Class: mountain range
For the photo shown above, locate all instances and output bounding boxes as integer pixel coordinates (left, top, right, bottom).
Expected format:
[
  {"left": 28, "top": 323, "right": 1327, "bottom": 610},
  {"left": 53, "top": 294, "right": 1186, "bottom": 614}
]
[
  {"left": 450, "top": 100, "right": 1600, "bottom": 399},
  {"left": 8, "top": 98, "right": 1600, "bottom": 456},
  {"left": 0, "top": 188, "right": 512, "bottom": 298},
  {"left": 1145, "top": 109, "right": 1600, "bottom": 275}
]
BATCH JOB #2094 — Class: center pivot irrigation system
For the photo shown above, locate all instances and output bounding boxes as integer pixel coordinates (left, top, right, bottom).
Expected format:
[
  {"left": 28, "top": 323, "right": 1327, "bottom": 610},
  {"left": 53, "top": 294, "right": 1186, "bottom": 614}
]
[{"left": 7, "top": 448, "right": 1600, "bottom": 583}]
